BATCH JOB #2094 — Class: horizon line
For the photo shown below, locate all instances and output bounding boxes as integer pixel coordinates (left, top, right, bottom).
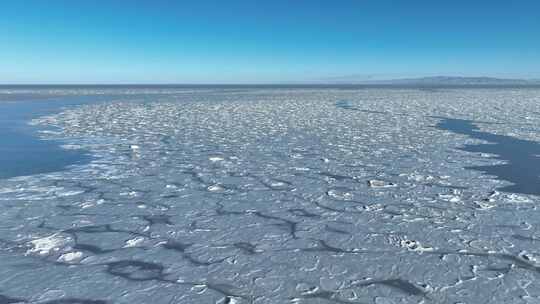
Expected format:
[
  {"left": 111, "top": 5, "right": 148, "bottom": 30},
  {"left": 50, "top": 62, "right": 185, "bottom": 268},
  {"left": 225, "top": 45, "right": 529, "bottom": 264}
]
[{"left": 1, "top": 75, "right": 539, "bottom": 87}]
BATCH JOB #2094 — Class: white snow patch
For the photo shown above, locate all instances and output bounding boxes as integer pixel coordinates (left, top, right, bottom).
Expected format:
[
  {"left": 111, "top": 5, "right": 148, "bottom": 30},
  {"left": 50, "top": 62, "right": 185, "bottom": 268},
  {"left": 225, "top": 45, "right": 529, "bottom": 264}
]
[
  {"left": 209, "top": 156, "right": 225, "bottom": 162},
  {"left": 58, "top": 251, "right": 83, "bottom": 263},
  {"left": 123, "top": 236, "right": 146, "bottom": 248},
  {"left": 27, "top": 234, "right": 71, "bottom": 256}
]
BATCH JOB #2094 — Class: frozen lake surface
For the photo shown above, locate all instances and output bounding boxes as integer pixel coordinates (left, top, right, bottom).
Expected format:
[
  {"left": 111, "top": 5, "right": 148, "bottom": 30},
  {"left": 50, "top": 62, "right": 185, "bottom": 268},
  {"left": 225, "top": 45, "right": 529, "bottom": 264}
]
[{"left": 1, "top": 87, "right": 540, "bottom": 303}]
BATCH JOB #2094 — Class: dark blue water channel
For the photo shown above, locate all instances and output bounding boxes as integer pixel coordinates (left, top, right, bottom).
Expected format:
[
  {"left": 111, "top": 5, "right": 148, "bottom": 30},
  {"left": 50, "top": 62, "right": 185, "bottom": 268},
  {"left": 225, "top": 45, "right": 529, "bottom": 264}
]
[
  {"left": 0, "top": 96, "right": 95, "bottom": 179},
  {"left": 436, "top": 117, "right": 540, "bottom": 196}
]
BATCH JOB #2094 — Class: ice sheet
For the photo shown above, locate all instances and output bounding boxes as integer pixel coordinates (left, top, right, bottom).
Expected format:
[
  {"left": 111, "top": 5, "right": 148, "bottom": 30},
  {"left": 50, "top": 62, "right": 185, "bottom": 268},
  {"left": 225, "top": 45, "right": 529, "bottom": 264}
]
[{"left": 1, "top": 88, "right": 540, "bottom": 303}]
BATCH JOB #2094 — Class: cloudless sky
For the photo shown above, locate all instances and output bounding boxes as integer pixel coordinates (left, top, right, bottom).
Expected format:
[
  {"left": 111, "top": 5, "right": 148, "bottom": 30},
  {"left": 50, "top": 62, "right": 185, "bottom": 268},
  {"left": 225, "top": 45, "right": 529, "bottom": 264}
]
[{"left": 1, "top": 0, "right": 539, "bottom": 83}]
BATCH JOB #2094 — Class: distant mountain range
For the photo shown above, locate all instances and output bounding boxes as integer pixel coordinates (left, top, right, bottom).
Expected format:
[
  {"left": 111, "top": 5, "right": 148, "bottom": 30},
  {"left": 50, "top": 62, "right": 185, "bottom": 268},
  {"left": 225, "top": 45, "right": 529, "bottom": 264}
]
[
  {"left": 322, "top": 76, "right": 540, "bottom": 86},
  {"left": 372, "top": 76, "right": 539, "bottom": 85}
]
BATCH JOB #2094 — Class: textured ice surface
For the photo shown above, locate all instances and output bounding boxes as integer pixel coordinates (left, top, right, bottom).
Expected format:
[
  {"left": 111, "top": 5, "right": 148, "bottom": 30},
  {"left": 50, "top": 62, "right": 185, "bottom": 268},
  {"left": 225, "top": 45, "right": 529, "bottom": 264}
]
[{"left": 1, "top": 88, "right": 540, "bottom": 303}]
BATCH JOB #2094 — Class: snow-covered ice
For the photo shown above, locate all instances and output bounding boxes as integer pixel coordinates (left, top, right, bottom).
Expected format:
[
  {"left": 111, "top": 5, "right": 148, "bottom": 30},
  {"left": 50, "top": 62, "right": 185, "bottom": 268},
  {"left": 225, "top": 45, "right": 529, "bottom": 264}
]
[{"left": 1, "top": 87, "right": 540, "bottom": 303}]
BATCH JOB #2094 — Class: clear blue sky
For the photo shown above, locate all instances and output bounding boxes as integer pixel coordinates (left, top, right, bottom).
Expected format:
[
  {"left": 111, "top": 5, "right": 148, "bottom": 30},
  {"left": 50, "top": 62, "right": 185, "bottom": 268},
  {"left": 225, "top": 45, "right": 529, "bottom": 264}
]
[{"left": 1, "top": 0, "right": 539, "bottom": 84}]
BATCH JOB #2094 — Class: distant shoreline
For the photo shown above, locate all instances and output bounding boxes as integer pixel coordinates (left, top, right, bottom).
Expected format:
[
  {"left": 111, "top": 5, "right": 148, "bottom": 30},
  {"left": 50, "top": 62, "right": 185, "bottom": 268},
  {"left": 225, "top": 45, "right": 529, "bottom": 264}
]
[
  {"left": 3, "top": 76, "right": 539, "bottom": 89},
  {"left": 2, "top": 84, "right": 540, "bottom": 89}
]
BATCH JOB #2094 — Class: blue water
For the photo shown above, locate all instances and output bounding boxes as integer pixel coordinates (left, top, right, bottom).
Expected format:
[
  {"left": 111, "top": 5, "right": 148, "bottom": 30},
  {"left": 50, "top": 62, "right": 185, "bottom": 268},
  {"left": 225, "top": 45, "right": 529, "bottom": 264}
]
[
  {"left": 0, "top": 97, "right": 93, "bottom": 179},
  {"left": 436, "top": 117, "right": 540, "bottom": 196}
]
